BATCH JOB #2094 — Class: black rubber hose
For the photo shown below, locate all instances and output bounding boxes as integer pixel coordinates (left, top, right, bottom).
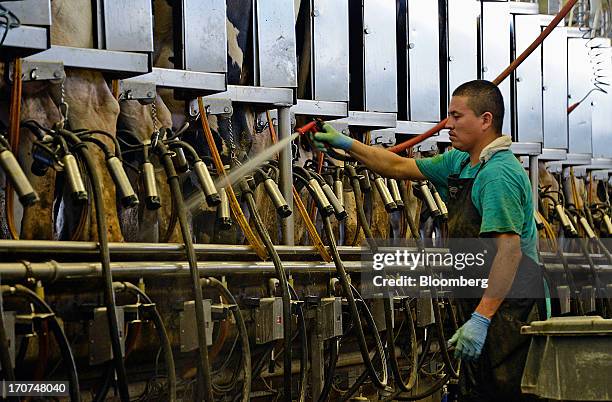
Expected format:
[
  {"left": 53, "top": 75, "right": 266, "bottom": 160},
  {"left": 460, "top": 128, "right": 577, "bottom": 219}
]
[
  {"left": 293, "top": 169, "right": 387, "bottom": 389},
  {"left": 1, "top": 285, "right": 81, "bottom": 402},
  {"left": 346, "top": 164, "right": 414, "bottom": 392},
  {"left": 399, "top": 178, "right": 459, "bottom": 379},
  {"left": 287, "top": 284, "right": 308, "bottom": 402},
  {"left": 390, "top": 372, "right": 451, "bottom": 401},
  {"left": 201, "top": 277, "right": 251, "bottom": 402},
  {"left": 114, "top": 282, "right": 177, "bottom": 401},
  {"left": 321, "top": 216, "right": 388, "bottom": 390},
  {"left": 156, "top": 140, "right": 213, "bottom": 401},
  {"left": 60, "top": 129, "right": 129, "bottom": 401},
  {"left": 241, "top": 181, "right": 293, "bottom": 402},
  {"left": 337, "top": 283, "right": 388, "bottom": 402},
  {"left": 316, "top": 337, "right": 339, "bottom": 402}
]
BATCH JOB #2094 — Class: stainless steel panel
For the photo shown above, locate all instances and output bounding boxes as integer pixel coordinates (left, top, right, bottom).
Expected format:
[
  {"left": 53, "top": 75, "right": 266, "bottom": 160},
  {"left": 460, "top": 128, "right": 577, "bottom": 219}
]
[
  {"left": 363, "top": 0, "right": 397, "bottom": 112},
  {"left": 255, "top": 0, "right": 298, "bottom": 87},
  {"left": 103, "top": 0, "right": 153, "bottom": 52},
  {"left": 407, "top": 0, "right": 441, "bottom": 122},
  {"left": 510, "top": 142, "right": 542, "bottom": 156},
  {"left": 182, "top": 0, "right": 227, "bottom": 73},
  {"left": 291, "top": 99, "right": 348, "bottom": 118},
  {"left": 1, "top": 25, "right": 49, "bottom": 57},
  {"left": 333, "top": 111, "right": 397, "bottom": 129},
  {"left": 509, "top": 1, "right": 539, "bottom": 15},
  {"left": 0, "top": 0, "right": 51, "bottom": 26},
  {"left": 26, "top": 46, "right": 150, "bottom": 77},
  {"left": 203, "top": 85, "right": 294, "bottom": 106},
  {"left": 312, "top": 0, "right": 349, "bottom": 101},
  {"left": 542, "top": 25, "right": 568, "bottom": 149},
  {"left": 513, "top": 15, "right": 543, "bottom": 143},
  {"left": 128, "top": 67, "right": 226, "bottom": 94},
  {"left": 590, "top": 38, "right": 612, "bottom": 158},
  {"left": 567, "top": 38, "right": 593, "bottom": 155},
  {"left": 447, "top": 0, "right": 480, "bottom": 96},
  {"left": 481, "top": 1, "right": 511, "bottom": 134}
]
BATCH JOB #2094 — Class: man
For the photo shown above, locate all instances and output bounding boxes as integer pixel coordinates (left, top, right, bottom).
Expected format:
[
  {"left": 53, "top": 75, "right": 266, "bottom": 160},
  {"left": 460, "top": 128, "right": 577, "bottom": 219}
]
[{"left": 313, "top": 80, "right": 543, "bottom": 401}]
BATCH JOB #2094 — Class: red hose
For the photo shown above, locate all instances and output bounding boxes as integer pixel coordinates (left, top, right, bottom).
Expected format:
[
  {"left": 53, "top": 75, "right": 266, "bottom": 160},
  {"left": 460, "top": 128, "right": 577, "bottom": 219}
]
[{"left": 389, "top": 0, "right": 579, "bottom": 154}]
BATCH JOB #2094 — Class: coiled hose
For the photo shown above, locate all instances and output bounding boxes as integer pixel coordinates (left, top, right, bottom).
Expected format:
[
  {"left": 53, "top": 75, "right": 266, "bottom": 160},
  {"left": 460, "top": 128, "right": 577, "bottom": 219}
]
[
  {"left": 113, "top": 282, "right": 177, "bottom": 401},
  {"left": 294, "top": 167, "right": 388, "bottom": 389},
  {"left": 155, "top": 139, "right": 214, "bottom": 401},
  {"left": 59, "top": 128, "right": 129, "bottom": 401},
  {"left": 1, "top": 285, "right": 80, "bottom": 402},
  {"left": 240, "top": 178, "right": 294, "bottom": 402},
  {"left": 201, "top": 277, "right": 251, "bottom": 402},
  {"left": 345, "top": 164, "right": 418, "bottom": 393}
]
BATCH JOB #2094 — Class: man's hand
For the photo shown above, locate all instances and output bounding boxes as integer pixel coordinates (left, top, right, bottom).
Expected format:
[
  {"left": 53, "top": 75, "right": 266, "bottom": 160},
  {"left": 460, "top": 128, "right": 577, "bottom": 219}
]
[
  {"left": 312, "top": 123, "right": 354, "bottom": 151},
  {"left": 447, "top": 311, "right": 491, "bottom": 361}
]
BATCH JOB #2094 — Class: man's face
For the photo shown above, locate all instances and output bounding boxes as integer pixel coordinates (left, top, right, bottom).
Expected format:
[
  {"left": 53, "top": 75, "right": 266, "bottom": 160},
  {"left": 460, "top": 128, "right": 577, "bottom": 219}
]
[{"left": 445, "top": 96, "right": 486, "bottom": 152}]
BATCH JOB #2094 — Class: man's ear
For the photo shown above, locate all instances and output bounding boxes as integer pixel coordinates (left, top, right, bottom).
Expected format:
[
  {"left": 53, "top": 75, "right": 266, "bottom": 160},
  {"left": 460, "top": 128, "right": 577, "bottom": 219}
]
[{"left": 481, "top": 112, "right": 494, "bottom": 131}]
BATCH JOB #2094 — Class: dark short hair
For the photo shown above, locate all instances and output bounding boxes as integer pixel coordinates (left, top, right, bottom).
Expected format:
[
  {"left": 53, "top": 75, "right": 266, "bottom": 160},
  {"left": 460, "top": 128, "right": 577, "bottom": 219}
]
[{"left": 452, "top": 80, "right": 504, "bottom": 133}]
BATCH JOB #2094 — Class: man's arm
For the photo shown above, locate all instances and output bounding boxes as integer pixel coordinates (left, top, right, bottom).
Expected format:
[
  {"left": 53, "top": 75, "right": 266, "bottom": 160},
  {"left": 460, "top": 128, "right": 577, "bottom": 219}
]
[
  {"left": 447, "top": 232, "right": 522, "bottom": 361},
  {"left": 475, "top": 232, "right": 523, "bottom": 319},
  {"left": 348, "top": 140, "right": 426, "bottom": 180},
  {"left": 312, "top": 124, "right": 426, "bottom": 180}
]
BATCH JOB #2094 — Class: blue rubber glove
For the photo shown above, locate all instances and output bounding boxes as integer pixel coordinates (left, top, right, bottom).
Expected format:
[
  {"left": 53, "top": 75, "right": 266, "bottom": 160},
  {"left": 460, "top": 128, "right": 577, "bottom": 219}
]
[
  {"left": 447, "top": 311, "right": 491, "bottom": 361},
  {"left": 312, "top": 123, "right": 354, "bottom": 152}
]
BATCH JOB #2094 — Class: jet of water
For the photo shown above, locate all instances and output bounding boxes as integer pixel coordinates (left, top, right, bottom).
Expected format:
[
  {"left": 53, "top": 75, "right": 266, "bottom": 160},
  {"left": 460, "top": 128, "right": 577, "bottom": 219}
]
[
  {"left": 215, "top": 132, "right": 299, "bottom": 190},
  {"left": 186, "top": 132, "right": 299, "bottom": 213}
]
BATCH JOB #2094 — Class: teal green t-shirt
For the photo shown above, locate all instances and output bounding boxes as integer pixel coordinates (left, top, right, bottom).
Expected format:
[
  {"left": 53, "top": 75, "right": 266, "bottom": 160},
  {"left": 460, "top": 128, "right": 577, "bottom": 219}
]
[{"left": 415, "top": 149, "right": 538, "bottom": 262}]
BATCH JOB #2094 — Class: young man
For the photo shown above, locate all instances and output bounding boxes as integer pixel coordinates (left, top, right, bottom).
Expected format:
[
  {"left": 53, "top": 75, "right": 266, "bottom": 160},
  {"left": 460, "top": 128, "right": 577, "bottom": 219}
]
[{"left": 313, "top": 80, "right": 543, "bottom": 401}]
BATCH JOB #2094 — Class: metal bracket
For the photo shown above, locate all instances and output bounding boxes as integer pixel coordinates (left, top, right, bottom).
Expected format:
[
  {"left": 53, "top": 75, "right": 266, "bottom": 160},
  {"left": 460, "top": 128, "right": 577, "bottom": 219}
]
[
  {"left": 243, "top": 297, "right": 284, "bottom": 344},
  {"left": 189, "top": 98, "right": 233, "bottom": 117},
  {"left": 315, "top": 297, "right": 343, "bottom": 340},
  {"left": 179, "top": 299, "right": 213, "bottom": 352},
  {"left": 10, "top": 60, "right": 65, "bottom": 82},
  {"left": 118, "top": 80, "right": 157, "bottom": 104},
  {"left": 88, "top": 306, "right": 125, "bottom": 365}
]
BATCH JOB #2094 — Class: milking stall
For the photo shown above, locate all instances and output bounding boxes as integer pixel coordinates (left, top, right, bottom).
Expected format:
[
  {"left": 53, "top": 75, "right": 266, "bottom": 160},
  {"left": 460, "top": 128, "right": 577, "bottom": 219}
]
[{"left": 2, "top": 0, "right": 612, "bottom": 401}]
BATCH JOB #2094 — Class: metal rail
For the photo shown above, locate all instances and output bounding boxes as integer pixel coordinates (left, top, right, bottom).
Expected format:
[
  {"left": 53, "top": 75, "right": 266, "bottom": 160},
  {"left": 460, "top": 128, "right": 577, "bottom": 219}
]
[{"left": 0, "top": 259, "right": 609, "bottom": 282}]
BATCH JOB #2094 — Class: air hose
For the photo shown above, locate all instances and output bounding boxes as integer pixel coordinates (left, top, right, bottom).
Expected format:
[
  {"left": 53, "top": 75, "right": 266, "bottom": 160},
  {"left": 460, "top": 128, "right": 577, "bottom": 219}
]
[
  {"left": 1, "top": 285, "right": 80, "bottom": 402},
  {"left": 113, "top": 282, "right": 177, "bottom": 401},
  {"left": 58, "top": 128, "right": 129, "bottom": 401},
  {"left": 240, "top": 178, "right": 293, "bottom": 402},
  {"left": 154, "top": 138, "right": 214, "bottom": 401},
  {"left": 293, "top": 169, "right": 388, "bottom": 390},
  {"left": 201, "top": 277, "right": 251, "bottom": 402}
]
